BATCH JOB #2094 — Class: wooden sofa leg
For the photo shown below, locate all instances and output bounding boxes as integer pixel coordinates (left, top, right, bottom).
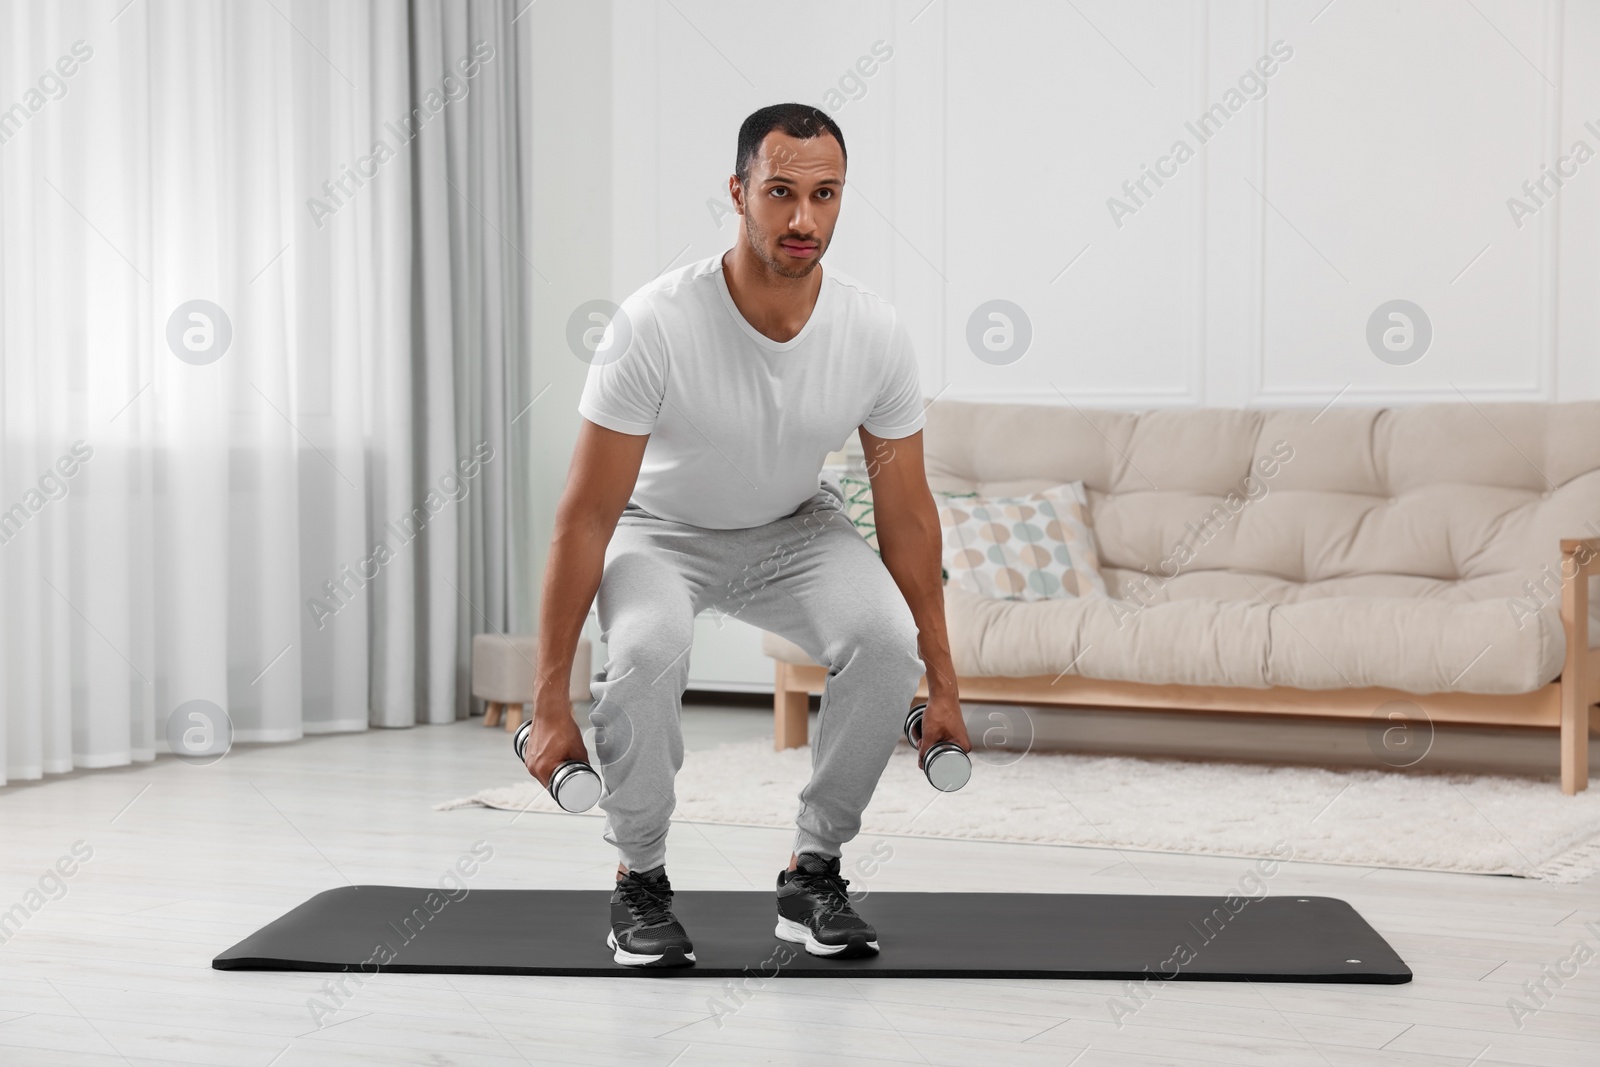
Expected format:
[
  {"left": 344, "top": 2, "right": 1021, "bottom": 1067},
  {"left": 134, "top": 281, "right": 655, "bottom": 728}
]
[
  {"left": 1562, "top": 696, "right": 1590, "bottom": 795},
  {"left": 1560, "top": 538, "right": 1594, "bottom": 794},
  {"left": 484, "top": 701, "right": 503, "bottom": 728},
  {"left": 774, "top": 662, "right": 809, "bottom": 751}
]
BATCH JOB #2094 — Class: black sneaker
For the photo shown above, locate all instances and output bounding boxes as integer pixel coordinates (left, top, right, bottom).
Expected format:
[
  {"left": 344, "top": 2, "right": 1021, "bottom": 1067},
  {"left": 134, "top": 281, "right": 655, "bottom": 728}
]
[
  {"left": 607, "top": 865, "right": 695, "bottom": 967},
  {"left": 774, "top": 852, "right": 879, "bottom": 958}
]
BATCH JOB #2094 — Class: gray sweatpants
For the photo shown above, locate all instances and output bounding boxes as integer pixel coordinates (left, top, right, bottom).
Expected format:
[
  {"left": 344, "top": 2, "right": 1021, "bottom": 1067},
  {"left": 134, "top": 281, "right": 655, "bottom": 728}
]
[{"left": 588, "top": 485, "right": 925, "bottom": 872}]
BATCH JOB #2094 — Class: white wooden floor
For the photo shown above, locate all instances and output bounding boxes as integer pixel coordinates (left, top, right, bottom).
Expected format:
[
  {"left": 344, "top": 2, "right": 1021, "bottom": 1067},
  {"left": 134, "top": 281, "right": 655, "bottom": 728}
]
[{"left": 1, "top": 704, "right": 1596, "bottom": 1067}]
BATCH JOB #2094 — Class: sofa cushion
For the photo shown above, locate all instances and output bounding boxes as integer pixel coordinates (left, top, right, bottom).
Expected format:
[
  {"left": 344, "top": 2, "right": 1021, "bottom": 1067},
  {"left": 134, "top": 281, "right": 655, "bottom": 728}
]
[
  {"left": 760, "top": 585, "right": 1564, "bottom": 695},
  {"left": 950, "top": 587, "right": 1561, "bottom": 694},
  {"left": 922, "top": 401, "right": 1599, "bottom": 579},
  {"left": 763, "top": 629, "right": 816, "bottom": 667},
  {"left": 1263, "top": 596, "right": 1560, "bottom": 694}
]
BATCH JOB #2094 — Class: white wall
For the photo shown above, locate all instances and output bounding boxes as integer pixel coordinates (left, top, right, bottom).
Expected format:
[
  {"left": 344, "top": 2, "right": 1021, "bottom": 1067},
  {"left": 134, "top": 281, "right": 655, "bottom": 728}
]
[
  {"left": 587, "top": 0, "right": 1600, "bottom": 691},
  {"left": 524, "top": 0, "right": 614, "bottom": 637},
  {"left": 606, "top": 0, "right": 1600, "bottom": 409}
]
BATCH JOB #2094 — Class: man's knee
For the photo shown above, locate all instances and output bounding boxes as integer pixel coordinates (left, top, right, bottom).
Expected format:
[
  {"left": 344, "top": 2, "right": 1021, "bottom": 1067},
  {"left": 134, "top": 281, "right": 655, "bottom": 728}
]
[
  {"left": 825, "top": 614, "right": 921, "bottom": 677},
  {"left": 599, "top": 624, "right": 696, "bottom": 691},
  {"left": 590, "top": 628, "right": 691, "bottom": 771}
]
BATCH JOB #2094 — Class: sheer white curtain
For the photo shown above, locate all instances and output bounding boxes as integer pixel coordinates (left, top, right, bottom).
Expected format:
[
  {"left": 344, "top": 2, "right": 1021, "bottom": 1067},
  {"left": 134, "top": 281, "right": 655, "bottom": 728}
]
[{"left": 0, "top": 0, "right": 530, "bottom": 785}]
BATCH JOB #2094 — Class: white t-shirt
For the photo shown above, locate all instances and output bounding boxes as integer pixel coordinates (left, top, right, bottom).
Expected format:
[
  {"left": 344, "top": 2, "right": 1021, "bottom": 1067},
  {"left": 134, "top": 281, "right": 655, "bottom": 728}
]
[{"left": 577, "top": 254, "right": 926, "bottom": 530}]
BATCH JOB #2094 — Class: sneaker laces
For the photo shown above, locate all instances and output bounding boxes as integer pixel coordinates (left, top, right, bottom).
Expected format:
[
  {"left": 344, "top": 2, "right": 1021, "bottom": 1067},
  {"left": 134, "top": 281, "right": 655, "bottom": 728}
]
[
  {"left": 791, "top": 861, "right": 855, "bottom": 919},
  {"left": 617, "top": 874, "right": 675, "bottom": 927}
]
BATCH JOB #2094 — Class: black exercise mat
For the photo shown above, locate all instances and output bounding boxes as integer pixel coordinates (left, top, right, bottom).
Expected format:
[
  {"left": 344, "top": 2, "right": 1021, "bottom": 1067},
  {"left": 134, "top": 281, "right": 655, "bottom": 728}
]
[{"left": 215, "top": 887, "right": 1410, "bottom": 982}]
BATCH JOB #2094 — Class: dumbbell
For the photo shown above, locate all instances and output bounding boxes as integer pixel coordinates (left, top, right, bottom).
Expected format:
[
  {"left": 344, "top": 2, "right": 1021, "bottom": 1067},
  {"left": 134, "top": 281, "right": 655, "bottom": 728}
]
[
  {"left": 512, "top": 719, "right": 603, "bottom": 813},
  {"left": 903, "top": 703, "right": 971, "bottom": 792}
]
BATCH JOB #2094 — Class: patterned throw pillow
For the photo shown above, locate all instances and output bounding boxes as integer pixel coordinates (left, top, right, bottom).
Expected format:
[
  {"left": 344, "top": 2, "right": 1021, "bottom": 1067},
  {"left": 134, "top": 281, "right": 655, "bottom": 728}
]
[
  {"left": 824, "top": 468, "right": 949, "bottom": 581},
  {"left": 935, "top": 483, "right": 1107, "bottom": 601},
  {"left": 835, "top": 470, "right": 878, "bottom": 550}
]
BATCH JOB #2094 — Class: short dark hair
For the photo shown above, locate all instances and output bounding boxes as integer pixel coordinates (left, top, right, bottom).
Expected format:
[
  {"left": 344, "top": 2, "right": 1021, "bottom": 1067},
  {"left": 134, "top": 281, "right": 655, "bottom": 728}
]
[{"left": 735, "top": 103, "right": 847, "bottom": 186}]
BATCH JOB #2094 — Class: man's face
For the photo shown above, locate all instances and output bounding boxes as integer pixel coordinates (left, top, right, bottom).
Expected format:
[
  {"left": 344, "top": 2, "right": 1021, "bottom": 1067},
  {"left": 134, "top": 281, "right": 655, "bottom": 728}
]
[{"left": 734, "top": 131, "right": 845, "bottom": 280}]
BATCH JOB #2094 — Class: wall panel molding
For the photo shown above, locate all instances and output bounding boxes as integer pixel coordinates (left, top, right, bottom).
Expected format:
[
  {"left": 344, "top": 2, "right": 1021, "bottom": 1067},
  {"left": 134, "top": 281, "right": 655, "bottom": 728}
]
[{"left": 613, "top": 0, "right": 1595, "bottom": 412}]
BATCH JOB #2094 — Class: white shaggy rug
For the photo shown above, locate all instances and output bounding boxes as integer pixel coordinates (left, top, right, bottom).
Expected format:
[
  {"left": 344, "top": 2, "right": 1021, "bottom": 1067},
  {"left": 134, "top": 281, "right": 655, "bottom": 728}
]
[{"left": 439, "top": 740, "right": 1600, "bottom": 883}]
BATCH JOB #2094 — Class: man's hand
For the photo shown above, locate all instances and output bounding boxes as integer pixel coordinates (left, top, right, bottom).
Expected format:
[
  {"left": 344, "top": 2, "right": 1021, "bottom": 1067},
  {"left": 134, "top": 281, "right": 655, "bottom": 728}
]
[
  {"left": 524, "top": 690, "right": 591, "bottom": 787},
  {"left": 916, "top": 692, "right": 970, "bottom": 770}
]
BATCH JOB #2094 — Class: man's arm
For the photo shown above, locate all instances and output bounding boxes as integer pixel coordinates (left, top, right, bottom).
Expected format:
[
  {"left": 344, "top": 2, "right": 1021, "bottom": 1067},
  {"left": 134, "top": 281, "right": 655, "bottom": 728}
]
[
  {"left": 858, "top": 427, "right": 970, "bottom": 762},
  {"left": 525, "top": 419, "right": 650, "bottom": 785}
]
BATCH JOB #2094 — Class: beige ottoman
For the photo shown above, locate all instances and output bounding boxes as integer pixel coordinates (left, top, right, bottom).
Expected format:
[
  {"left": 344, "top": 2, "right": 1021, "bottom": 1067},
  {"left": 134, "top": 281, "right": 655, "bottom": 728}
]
[{"left": 471, "top": 634, "right": 593, "bottom": 731}]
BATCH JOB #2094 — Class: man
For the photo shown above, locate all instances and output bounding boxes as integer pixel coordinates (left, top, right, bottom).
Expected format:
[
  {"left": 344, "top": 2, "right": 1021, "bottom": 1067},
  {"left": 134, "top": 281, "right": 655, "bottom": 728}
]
[{"left": 523, "top": 103, "right": 969, "bottom": 967}]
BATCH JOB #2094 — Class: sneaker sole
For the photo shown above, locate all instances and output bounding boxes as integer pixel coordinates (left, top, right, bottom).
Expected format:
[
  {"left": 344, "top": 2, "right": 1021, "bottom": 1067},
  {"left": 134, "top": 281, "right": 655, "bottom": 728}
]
[
  {"left": 606, "top": 930, "right": 696, "bottom": 968},
  {"left": 774, "top": 914, "right": 880, "bottom": 958}
]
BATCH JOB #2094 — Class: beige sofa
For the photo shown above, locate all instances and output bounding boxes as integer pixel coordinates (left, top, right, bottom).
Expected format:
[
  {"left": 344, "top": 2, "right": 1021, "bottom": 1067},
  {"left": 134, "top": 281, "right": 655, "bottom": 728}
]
[{"left": 763, "top": 400, "right": 1600, "bottom": 793}]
